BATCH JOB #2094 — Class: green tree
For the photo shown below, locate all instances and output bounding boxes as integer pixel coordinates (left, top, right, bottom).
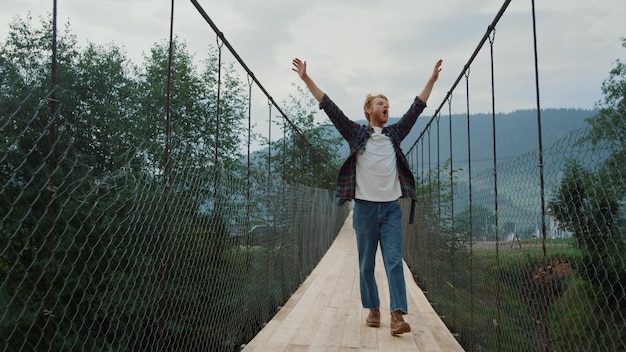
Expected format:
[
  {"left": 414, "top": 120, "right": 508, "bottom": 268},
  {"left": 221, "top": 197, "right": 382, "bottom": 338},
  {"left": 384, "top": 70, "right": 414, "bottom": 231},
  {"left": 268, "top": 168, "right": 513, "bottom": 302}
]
[
  {"left": 136, "top": 40, "right": 247, "bottom": 173},
  {"left": 133, "top": 38, "right": 254, "bottom": 351},
  {"left": 247, "top": 85, "right": 343, "bottom": 237},
  {"left": 538, "top": 38, "right": 626, "bottom": 352},
  {"left": 548, "top": 160, "right": 626, "bottom": 349},
  {"left": 271, "top": 84, "right": 343, "bottom": 191},
  {"left": 1, "top": 14, "right": 255, "bottom": 351},
  {"left": 582, "top": 38, "right": 626, "bottom": 196},
  {"left": 0, "top": 13, "right": 149, "bottom": 351},
  {"left": 199, "top": 48, "right": 249, "bottom": 173},
  {"left": 455, "top": 204, "right": 496, "bottom": 240},
  {"left": 548, "top": 160, "right": 619, "bottom": 249},
  {"left": 65, "top": 42, "right": 141, "bottom": 173}
]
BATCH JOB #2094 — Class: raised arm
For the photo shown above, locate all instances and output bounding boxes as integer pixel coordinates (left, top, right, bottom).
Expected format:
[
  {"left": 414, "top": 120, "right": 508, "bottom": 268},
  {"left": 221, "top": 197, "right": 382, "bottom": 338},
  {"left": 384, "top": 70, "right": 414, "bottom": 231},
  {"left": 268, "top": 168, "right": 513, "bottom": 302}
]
[
  {"left": 292, "top": 58, "right": 324, "bottom": 102},
  {"left": 417, "top": 59, "right": 443, "bottom": 102}
]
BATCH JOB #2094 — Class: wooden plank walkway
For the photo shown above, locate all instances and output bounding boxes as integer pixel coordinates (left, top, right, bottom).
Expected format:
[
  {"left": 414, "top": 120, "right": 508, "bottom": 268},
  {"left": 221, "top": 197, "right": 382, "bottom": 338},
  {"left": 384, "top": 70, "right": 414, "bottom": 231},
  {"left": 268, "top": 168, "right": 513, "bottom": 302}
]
[{"left": 242, "top": 212, "right": 465, "bottom": 352}]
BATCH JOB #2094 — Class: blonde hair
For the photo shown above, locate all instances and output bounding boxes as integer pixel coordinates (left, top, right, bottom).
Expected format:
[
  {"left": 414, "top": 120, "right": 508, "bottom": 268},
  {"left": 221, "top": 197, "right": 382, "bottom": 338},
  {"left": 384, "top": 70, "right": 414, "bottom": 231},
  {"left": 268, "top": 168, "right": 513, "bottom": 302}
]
[{"left": 363, "top": 94, "right": 389, "bottom": 121}]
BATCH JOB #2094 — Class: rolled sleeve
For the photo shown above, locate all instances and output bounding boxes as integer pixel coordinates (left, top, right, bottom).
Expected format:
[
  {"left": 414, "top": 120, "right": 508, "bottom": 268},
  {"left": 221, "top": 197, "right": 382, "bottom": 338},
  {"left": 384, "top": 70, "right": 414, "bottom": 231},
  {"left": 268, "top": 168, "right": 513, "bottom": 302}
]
[
  {"left": 319, "top": 94, "right": 331, "bottom": 109},
  {"left": 413, "top": 96, "right": 427, "bottom": 109}
]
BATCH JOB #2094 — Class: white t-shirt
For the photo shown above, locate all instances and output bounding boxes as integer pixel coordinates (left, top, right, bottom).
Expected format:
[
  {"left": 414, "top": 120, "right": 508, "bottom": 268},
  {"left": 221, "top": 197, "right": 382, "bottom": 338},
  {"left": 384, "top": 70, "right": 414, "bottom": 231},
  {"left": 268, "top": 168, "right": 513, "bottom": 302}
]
[{"left": 355, "top": 127, "right": 401, "bottom": 202}]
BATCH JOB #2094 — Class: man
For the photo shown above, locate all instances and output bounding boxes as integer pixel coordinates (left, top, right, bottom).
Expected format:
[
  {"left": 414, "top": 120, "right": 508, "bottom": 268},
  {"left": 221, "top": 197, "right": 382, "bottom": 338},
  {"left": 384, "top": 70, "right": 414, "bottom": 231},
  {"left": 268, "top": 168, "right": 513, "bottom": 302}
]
[{"left": 292, "top": 57, "right": 442, "bottom": 335}]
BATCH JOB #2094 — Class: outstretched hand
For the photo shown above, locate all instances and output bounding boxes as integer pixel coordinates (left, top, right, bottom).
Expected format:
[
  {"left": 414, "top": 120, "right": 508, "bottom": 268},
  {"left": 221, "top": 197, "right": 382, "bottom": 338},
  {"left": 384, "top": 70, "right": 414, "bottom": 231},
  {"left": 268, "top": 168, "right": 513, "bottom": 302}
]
[
  {"left": 291, "top": 57, "right": 324, "bottom": 102},
  {"left": 431, "top": 59, "right": 443, "bottom": 82},
  {"left": 292, "top": 58, "right": 307, "bottom": 80},
  {"left": 417, "top": 59, "right": 443, "bottom": 102}
]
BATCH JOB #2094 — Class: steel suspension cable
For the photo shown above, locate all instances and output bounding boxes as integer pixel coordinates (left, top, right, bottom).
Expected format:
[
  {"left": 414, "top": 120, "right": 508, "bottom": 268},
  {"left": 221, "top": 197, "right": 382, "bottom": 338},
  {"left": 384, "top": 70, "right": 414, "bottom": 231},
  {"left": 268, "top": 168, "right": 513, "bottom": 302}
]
[
  {"left": 45, "top": 1, "right": 60, "bottom": 350},
  {"left": 447, "top": 95, "right": 457, "bottom": 328},
  {"left": 421, "top": 137, "right": 425, "bottom": 190},
  {"left": 489, "top": 29, "right": 499, "bottom": 248},
  {"left": 161, "top": 0, "right": 176, "bottom": 349},
  {"left": 530, "top": 0, "right": 548, "bottom": 261},
  {"left": 265, "top": 100, "right": 272, "bottom": 310},
  {"left": 488, "top": 27, "right": 504, "bottom": 352},
  {"left": 427, "top": 129, "right": 434, "bottom": 282},
  {"left": 436, "top": 116, "right": 441, "bottom": 224},
  {"left": 283, "top": 117, "right": 287, "bottom": 182},
  {"left": 214, "top": 37, "right": 223, "bottom": 169},
  {"left": 464, "top": 68, "right": 476, "bottom": 351},
  {"left": 246, "top": 75, "right": 253, "bottom": 248}
]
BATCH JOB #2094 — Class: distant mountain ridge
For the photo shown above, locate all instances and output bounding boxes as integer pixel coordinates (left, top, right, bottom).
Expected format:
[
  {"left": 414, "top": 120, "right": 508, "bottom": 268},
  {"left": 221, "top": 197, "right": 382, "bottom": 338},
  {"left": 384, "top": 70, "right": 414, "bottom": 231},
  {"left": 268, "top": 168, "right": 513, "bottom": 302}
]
[{"left": 329, "top": 108, "right": 597, "bottom": 175}]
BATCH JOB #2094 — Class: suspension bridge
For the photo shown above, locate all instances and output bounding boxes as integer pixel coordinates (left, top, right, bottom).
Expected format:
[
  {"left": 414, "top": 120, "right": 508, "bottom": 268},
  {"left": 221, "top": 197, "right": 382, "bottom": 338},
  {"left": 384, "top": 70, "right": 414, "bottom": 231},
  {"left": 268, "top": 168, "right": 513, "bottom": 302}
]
[
  {"left": 1, "top": 0, "right": 625, "bottom": 351},
  {"left": 241, "top": 212, "right": 464, "bottom": 351}
]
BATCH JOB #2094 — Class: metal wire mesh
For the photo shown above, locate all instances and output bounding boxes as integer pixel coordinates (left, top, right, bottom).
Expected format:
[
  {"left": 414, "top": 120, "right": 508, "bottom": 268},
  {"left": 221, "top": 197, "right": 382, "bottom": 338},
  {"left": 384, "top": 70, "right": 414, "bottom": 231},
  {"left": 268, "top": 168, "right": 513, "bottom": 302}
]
[
  {"left": 0, "top": 82, "right": 349, "bottom": 351},
  {"left": 0, "top": 11, "right": 349, "bottom": 352},
  {"left": 403, "top": 113, "right": 626, "bottom": 351}
]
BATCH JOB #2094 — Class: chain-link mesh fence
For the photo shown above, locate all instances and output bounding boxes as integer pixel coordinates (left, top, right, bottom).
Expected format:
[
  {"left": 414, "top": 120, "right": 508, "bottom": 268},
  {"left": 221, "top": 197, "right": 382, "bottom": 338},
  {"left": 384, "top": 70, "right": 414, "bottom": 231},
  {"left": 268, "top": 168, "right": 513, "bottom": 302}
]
[
  {"left": 403, "top": 94, "right": 625, "bottom": 352},
  {"left": 0, "top": 4, "right": 349, "bottom": 351},
  {"left": 0, "top": 70, "right": 349, "bottom": 352}
]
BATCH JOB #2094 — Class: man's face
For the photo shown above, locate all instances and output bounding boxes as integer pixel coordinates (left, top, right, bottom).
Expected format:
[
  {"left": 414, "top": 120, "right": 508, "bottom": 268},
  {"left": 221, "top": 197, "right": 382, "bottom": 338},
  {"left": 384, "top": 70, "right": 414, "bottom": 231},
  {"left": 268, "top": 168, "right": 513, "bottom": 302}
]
[{"left": 366, "top": 97, "right": 389, "bottom": 127}]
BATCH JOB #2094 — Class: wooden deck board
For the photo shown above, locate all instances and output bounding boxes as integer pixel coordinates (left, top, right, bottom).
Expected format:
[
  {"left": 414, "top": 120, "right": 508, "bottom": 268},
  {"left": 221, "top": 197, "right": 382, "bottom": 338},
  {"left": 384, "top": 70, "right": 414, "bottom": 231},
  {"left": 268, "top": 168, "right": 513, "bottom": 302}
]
[{"left": 242, "top": 212, "right": 465, "bottom": 352}]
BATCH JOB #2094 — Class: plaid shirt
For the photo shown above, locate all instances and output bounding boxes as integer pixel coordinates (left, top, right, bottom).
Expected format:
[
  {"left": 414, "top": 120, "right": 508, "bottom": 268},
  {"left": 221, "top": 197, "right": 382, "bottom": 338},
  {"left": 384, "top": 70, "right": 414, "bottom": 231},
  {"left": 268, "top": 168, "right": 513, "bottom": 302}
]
[{"left": 319, "top": 94, "right": 427, "bottom": 206}]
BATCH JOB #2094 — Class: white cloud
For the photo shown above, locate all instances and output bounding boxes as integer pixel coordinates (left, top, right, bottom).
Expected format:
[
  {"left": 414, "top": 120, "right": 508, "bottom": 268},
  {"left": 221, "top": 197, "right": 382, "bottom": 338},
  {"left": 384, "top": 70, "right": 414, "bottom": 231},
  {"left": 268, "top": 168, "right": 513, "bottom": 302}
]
[{"left": 2, "top": 0, "right": 624, "bottom": 122}]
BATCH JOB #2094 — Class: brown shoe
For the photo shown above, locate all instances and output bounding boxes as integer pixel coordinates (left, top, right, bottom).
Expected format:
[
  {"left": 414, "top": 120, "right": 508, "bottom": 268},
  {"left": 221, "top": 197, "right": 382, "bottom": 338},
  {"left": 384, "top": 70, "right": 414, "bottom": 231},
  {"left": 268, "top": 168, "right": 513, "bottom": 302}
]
[
  {"left": 366, "top": 308, "right": 380, "bottom": 327},
  {"left": 390, "top": 310, "right": 411, "bottom": 335}
]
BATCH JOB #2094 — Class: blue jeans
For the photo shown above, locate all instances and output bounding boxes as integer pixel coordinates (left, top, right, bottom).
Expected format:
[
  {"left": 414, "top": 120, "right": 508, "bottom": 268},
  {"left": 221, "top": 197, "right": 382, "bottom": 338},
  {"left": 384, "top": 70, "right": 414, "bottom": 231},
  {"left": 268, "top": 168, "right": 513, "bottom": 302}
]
[{"left": 353, "top": 199, "right": 408, "bottom": 313}]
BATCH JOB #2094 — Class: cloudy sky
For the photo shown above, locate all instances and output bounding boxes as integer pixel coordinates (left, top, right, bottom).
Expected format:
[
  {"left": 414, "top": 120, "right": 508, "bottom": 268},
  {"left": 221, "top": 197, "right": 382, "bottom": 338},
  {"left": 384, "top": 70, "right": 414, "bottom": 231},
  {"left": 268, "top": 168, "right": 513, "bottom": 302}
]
[{"left": 2, "top": 0, "right": 624, "bottom": 126}]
